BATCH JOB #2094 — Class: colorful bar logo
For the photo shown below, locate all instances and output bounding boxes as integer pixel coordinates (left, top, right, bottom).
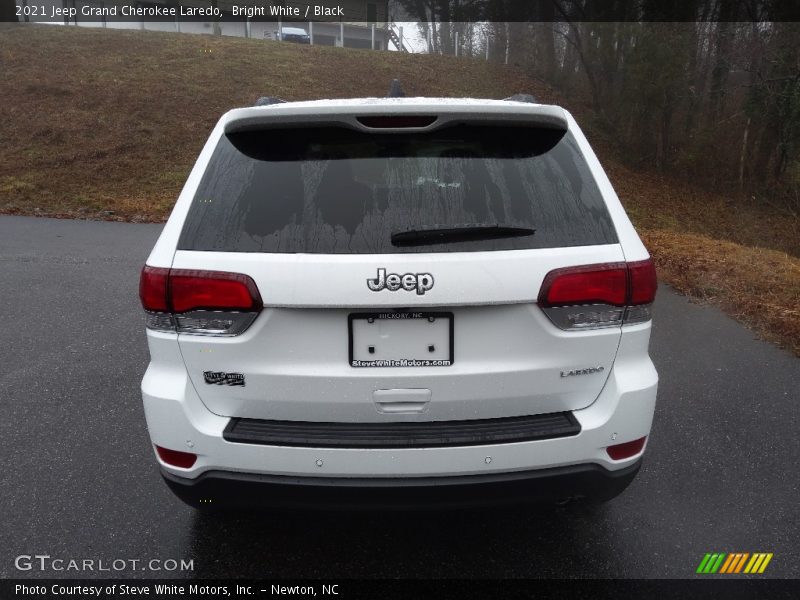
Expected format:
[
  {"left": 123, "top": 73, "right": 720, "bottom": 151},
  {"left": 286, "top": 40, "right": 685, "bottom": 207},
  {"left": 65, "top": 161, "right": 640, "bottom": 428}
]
[{"left": 696, "top": 553, "right": 773, "bottom": 574}]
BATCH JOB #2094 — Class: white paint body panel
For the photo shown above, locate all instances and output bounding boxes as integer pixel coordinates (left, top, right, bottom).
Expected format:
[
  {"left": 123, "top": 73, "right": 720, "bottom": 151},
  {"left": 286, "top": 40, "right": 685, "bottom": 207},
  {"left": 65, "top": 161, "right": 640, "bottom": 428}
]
[{"left": 143, "top": 323, "right": 656, "bottom": 478}]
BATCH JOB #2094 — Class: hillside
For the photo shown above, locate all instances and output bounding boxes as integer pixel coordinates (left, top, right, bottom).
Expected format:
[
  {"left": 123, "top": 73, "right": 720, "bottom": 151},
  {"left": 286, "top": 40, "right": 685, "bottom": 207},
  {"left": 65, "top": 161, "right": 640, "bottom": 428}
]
[
  {"left": 1, "top": 23, "right": 798, "bottom": 355},
  {"left": 1, "top": 23, "right": 556, "bottom": 220}
]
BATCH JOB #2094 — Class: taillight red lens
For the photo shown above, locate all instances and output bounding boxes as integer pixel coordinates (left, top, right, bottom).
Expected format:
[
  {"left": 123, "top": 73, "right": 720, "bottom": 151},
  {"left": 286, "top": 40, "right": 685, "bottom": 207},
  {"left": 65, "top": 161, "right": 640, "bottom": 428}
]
[
  {"left": 155, "top": 445, "right": 197, "bottom": 468},
  {"left": 539, "top": 263, "right": 628, "bottom": 307},
  {"left": 606, "top": 436, "right": 647, "bottom": 460},
  {"left": 139, "top": 267, "right": 262, "bottom": 314},
  {"left": 139, "top": 266, "right": 170, "bottom": 312},
  {"left": 169, "top": 270, "right": 262, "bottom": 313},
  {"left": 539, "top": 259, "right": 658, "bottom": 309},
  {"left": 628, "top": 259, "right": 658, "bottom": 305}
]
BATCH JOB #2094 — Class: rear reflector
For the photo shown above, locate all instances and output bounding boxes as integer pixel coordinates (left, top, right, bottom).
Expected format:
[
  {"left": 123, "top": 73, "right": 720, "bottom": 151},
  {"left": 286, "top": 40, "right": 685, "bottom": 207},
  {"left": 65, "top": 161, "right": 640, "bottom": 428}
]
[
  {"left": 606, "top": 436, "right": 647, "bottom": 460},
  {"left": 139, "top": 266, "right": 262, "bottom": 336},
  {"left": 155, "top": 445, "right": 197, "bottom": 469}
]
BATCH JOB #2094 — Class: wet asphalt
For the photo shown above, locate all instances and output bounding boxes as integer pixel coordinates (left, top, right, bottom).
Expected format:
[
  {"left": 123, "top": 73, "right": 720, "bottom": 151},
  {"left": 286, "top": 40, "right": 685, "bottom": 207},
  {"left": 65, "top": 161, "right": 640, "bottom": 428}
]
[{"left": 0, "top": 215, "right": 798, "bottom": 580}]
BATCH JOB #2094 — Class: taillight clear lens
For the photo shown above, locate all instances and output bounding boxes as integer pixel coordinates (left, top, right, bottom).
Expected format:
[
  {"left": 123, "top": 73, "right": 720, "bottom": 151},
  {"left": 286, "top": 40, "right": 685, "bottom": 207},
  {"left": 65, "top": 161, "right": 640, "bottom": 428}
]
[
  {"left": 139, "top": 266, "right": 262, "bottom": 336},
  {"left": 174, "top": 311, "right": 259, "bottom": 336},
  {"left": 623, "top": 305, "right": 653, "bottom": 325},
  {"left": 539, "top": 259, "right": 657, "bottom": 330},
  {"left": 144, "top": 312, "right": 175, "bottom": 331}
]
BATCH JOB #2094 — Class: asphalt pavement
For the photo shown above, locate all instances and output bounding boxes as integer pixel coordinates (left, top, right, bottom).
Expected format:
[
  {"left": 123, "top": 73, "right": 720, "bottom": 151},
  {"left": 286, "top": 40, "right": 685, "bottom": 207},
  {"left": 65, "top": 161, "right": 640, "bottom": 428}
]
[{"left": 0, "top": 215, "right": 798, "bottom": 579}]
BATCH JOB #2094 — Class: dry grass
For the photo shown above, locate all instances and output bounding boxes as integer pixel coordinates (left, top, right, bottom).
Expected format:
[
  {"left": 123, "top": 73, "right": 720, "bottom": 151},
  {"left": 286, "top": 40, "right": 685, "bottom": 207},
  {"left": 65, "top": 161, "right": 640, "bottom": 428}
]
[
  {"left": 642, "top": 230, "right": 800, "bottom": 355},
  {"left": 608, "top": 160, "right": 800, "bottom": 257},
  {"left": 0, "top": 23, "right": 553, "bottom": 222},
  {"left": 1, "top": 24, "right": 799, "bottom": 355}
]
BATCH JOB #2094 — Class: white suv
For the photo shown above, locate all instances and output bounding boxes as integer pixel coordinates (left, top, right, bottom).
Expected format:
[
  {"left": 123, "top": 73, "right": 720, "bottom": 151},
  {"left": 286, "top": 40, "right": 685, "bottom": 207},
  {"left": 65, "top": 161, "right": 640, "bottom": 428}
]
[{"left": 139, "top": 92, "right": 658, "bottom": 509}]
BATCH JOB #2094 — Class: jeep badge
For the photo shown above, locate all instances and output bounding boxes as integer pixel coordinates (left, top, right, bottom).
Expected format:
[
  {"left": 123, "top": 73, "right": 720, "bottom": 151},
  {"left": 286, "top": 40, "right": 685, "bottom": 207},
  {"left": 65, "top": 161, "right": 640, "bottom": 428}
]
[{"left": 367, "top": 268, "right": 434, "bottom": 295}]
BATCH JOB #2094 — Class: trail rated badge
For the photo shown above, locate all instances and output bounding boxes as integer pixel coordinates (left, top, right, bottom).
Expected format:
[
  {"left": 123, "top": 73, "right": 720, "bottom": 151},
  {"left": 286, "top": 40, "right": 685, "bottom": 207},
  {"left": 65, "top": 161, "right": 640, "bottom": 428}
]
[{"left": 203, "top": 371, "right": 245, "bottom": 386}]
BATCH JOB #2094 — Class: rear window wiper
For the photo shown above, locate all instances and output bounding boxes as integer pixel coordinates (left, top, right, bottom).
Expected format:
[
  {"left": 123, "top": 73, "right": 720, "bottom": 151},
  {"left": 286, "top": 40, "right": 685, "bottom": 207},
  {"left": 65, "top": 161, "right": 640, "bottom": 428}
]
[{"left": 391, "top": 225, "right": 535, "bottom": 247}]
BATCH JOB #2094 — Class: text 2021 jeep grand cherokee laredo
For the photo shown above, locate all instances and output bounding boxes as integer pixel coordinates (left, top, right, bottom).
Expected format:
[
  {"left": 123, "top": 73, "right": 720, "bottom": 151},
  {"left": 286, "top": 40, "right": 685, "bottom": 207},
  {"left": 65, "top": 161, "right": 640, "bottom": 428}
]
[{"left": 139, "top": 93, "right": 658, "bottom": 509}]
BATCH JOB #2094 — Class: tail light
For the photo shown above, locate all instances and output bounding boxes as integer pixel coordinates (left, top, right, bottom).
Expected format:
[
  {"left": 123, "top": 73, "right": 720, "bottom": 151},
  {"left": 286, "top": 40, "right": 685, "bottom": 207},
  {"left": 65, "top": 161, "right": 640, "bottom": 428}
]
[
  {"left": 139, "top": 266, "right": 262, "bottom": 336},
  {"left": 538, "top": 259, "right": 656, "bottom": 330}
]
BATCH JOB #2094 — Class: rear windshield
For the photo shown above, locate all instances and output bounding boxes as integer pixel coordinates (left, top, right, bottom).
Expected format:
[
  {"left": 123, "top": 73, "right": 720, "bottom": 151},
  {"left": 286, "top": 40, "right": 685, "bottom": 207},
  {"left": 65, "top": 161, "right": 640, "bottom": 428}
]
[{"left": 178, "top": 124, "right": 618, "bottom": 253}]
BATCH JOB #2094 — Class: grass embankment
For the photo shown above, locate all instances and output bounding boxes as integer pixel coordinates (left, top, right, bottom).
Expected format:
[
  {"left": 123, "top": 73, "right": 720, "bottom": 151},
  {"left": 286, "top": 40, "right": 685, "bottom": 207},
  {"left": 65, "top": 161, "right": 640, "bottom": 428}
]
[{"left": 1, "top": 24, "right": 798, "bottom": 355}]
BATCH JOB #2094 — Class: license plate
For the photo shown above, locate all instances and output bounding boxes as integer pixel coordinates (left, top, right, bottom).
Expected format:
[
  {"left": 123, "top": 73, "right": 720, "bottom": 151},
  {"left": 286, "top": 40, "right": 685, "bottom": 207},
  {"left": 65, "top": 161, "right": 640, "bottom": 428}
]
[{"left": 348, "top": 311, "right": 454, "bottom": 367}]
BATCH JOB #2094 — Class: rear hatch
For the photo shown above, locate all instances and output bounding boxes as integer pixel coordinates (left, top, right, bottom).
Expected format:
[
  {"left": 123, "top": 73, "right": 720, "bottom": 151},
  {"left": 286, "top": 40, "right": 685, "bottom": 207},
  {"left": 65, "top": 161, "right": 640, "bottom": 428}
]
[{"left": 170, "top": 113, "right": 623, "bottom": 422}]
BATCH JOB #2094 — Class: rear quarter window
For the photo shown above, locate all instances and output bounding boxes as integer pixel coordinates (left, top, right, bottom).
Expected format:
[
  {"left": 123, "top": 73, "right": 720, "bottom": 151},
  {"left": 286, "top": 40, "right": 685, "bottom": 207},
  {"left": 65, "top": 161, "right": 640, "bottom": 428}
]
[{"left": 178, "top": 124, "right": 618, "bottom": 253}]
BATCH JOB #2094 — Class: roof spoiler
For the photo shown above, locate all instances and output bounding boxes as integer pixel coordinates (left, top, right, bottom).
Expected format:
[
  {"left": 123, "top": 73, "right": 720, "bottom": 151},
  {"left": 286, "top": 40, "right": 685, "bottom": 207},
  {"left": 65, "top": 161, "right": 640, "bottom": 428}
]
[
  {"left": 254, "top": 89, "right": 537, "bottom": 107},
  {"left": 254, "top": 96, "right": 287, "bottom": 106},
  {"left": 504, "top": 93, "right": 538, "bottom": 104},
  {"left": 225, "top": 104, "right": 568, "bottom": 135}
]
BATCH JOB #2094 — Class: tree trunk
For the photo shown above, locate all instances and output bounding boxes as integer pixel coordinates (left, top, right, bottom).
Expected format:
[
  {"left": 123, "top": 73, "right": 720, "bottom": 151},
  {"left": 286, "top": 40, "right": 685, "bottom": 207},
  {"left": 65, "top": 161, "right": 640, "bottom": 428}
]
[
  {"left": 739, "top": 118, "right": 751, "bottom": 189},
  {"left": 753, "top": 121, "right": 778, "bottom": 183},
  {"left": 537, "top": 1, "right": 556, "bottom": 81},
  {"left": 708, "top": 4, "right": 739, "bottom": 122},
  {"left": 559, "top": 26, "right": 579, "bottom": 90},
  {"left": 660, "top": 91, "right": 674, "bottom": 170}
]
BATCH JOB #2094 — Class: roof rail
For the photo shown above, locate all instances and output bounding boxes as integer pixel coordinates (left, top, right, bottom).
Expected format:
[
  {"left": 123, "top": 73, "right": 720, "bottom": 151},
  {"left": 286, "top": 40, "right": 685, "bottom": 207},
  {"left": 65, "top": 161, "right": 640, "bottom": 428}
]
[
  {"left": 387, "top": 79, "right": 406, "bottom": 98},
  {"left": 503, "top": 93, "right": 538, "bottom": 104},
  {"left": 255, "top": 96, "right": 287, "bottom": 106}
]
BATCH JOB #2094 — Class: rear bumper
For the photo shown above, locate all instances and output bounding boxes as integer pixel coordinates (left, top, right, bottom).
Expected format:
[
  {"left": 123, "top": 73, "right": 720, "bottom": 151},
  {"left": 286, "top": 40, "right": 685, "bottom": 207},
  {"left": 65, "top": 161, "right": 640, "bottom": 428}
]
[
  {"left": 142, "top": 325, "right": 657, "bottom": 480},
  {"left": 162, "top": 459, "right": 642, "bottom": 510}
]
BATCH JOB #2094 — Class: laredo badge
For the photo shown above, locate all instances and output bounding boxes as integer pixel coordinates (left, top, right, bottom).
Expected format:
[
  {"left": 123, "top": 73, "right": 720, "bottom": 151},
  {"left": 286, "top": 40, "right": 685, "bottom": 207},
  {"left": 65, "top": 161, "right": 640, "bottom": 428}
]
[{"left": 203, "top": 371, "right": 245, "bottom": 386}]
